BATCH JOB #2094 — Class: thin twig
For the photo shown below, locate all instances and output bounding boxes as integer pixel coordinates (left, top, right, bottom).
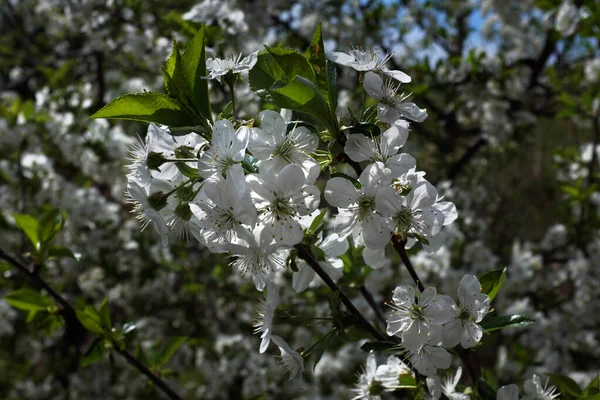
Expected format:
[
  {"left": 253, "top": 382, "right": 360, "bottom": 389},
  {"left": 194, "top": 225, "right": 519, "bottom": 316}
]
[
  {"left": 295, "top": 244, "right": 388, "bottom": 342},
  {"left": 389, "top": 236, "right": 481, "bottom": 383},
  {"left": 0, "top": 246, "right": 183, "bottom": 400}
]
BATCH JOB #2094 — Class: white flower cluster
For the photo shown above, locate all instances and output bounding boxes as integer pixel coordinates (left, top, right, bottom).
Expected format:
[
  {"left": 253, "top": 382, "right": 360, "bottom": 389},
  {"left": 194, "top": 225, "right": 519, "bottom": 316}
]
[
  {"left": 385, "top": 275, "right": 490, "bottom": 377},
  {"left": 123, "top": 45, "right": 468, "bottom": 384}
]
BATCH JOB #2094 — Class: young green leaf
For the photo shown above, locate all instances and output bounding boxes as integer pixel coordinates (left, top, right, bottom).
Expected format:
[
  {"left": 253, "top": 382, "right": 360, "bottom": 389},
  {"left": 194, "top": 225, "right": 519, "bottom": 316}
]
[
  {"left": 248, "top": 50, "right": 288, "bottom": 94},
  {"left": 75, "top": 304, "right": 105, "bottom": 335},
  {"left": 480, "top": 314, "right": 535, "bottom": 332},
  {"left": 5, "top": 289, "right": 53, "bottom": 312},
  {"left": 48, "top": 245, "right": 80, "bottom": 261},
  {"left": 547, "top": 373, "right": 582, "bottom": 399},
  {"left": 98, "top": 298, "right": 112, "bottom": 330},
  {"left": 306, "top": 23, "right": 338, "bottom": 121},
  {"left": 156, "top": 337, "right": 187, "bottom": 367},
  {"left": 270, "top": 76, "right": 335, "bottom": 133},
  {"left": 37, "top": 208, "right": 66, "bottom": 252},
  {"left": 265, "top": 46, "right": 317, "bottom": 84},
  {"left": 13, "top": 214, "right": 39, "bottom": 251},
  {"left": 181, "top": 25, "right": 212, "bottom": 123},
  {"left": 360, "top": 341, "right": 398, "bottom": 353},
  {"left": 479, "top": 268, "right": 507, "bottom": 301},
  {"left": 81, "top": 339, "right": 106, "bottom": 367},
  {"left": 308, "top": 209, "right": 328, "bottom": 234},
  {"left": 90, "top": 92, "right": 198, "bottom": 127}
]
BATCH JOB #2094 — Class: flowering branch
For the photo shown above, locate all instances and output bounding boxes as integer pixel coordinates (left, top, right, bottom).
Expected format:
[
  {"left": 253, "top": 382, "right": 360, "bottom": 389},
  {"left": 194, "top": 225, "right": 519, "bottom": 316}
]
[
  {"left": 0, "top": 246, "right": 183, "bottom": 400},
  {"left": 295, "top": 243, "right": 389, "bottom": 342}
]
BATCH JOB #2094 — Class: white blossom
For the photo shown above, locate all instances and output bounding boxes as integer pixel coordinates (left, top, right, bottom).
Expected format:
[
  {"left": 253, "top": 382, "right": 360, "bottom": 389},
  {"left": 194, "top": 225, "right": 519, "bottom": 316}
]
[
  {"left": 249, "top": 110, "right": 320, "bottom": 184},
  {"left": 328, "top": 46, "right": 411, "bottom": 83},
  {"left": 254, "top": 281, "right": 279, "bottom": 353},
  {"left": 325, "top": 162, "right": 392, "bottom": 249},
  {"left": 270, "top": 335, "right": 304, "bottom": 381},
  {"left": 206, "top": 51, "right": 257, "bottom": 82},
  {"left": 386, "top": 285, "right": 453, "bottom": 351},
  {"left": 364, "top": 71, "right": 427, "bottom": 123},
  {"left": 197, "top": 119, "right": 249, "bottom": 178},
  {"left": 442, "top": 275, "right": 490, "bottom": 349}
]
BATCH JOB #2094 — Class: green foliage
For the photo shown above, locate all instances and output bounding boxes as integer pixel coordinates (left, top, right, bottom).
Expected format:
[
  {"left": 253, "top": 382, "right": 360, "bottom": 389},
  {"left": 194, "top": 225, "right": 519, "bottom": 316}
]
[
  {"left": 479, "top": 268, "right": 507, "bottom": 301},
  {"left": 248, "top": 34, "right": 339, "bottom": 137},
  {"left": 180, "top": 25, "right": 213, "bottom": 123},
  {"left": 547, "top": 373, "right": 582, "bottom": 399},
  {"left": 4, "top": 289, "right": 53, "bottom": 312},
  {"left": 90, "top": 92, "right": 198, "bottom": 127},
  {"left": 13, "top": 208, "right": 73, "bottom": 264},
  {"left": 480, "top": 314, "right": 535, "bottom": 332}
]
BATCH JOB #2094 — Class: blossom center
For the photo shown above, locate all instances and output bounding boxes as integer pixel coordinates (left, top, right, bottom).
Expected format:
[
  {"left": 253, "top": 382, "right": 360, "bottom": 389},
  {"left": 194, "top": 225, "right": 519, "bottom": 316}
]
[
  {"left": 394, "top": 206, "right": 413, "bottom": 231},
  {"left": 273, "top": 138, "right": 296, "bottom": 162},
  {"left": 357, "top": 195, "right": 376, "bottom": 220}
]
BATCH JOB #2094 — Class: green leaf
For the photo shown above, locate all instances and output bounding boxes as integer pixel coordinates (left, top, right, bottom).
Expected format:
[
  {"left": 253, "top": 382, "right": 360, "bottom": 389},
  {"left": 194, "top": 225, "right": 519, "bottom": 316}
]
[
  {"left": 547, "top": 374, "right": 582, "bottom": 399},
  {"left": 13, "top": 214, "right": 39, "bottom": 251},
  {"left": 98, "top": 298, "right": 112, "bottom": 330},
  {"left": 157, "top": 337, "right": 187, "bottom": 367},
  {"left": 265, "top": 46, "right": 316, "bottom": 84},
  {"left": 37, "top": 208, "right": 66, "bottom": 252},
  {"left": 48, "top": 245, "right": 80, "bottom": 261},
  {"left": 163, "top": 41, "right": 187, "bottom": 100},
  {"left": 75, "top": 304, "right": 105, "bottom": 335},
  {"left": 312, "top": 333, "right": 336, "bottom": 371},
  {"left": 270, "top": 76, "right": 335, "bottom": 133},
  {"left": 480, "top": 314, "right": 535, "bottom": 332},
  {"left": 308, "top": 209, "right": 327, "bottom": 233},
  {"left": 328, "top": 291, "right": 342, "bottom": 319},
  {"left": 175, "top": 162, "right": 201, "bottom": 179},
  {"left": 583, "top": 375, "right": 600, "bottom": 397},
  {"left": 360, "top": 341, "right": 399, "bottom": 353},
  {"left": 249, "top": 50, "right": 288, "bottom": 94},
  {"left": 476, "top": 377, "right": 497, "bottom": 400},
  {"left": 181, "top": 25, "right": 212, "bottom": 123},
  {"left": 81, "top": 339, "right": 106, "bottom": 367},
  {"left": 5, "top": 289, "right": 52, "bottom": 312},
  {"left": 90, "top": 92, "right": 197, "bottom": 127},
  {"left": 478, "top": 268, "right": 507, "bottom": 301},
  {"left": 306, "top": 24, "right": 338, "bottom": 120}
]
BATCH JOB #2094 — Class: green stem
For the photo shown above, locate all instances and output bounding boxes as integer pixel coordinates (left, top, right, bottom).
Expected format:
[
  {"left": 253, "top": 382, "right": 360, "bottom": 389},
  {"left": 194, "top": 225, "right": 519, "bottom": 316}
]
[
  {"left": 302, "top": 329, "right": 336, "bottom": 357},
  {"left": 227, "top": 80, "right": 236, "bottom": 120}
]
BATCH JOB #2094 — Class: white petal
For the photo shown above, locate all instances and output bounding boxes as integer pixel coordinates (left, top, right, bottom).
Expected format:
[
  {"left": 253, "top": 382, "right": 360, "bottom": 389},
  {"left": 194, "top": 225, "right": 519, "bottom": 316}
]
[
  {"left": 386, "top": 153, "right": 416, "bottom": 177},
  {"left": 248, "top": 127, "right": 276, "bottom": 159},
  {"left": 392, "top": 285, "right": 415, "bottom": 306},
  {"left": 275, "top": 164, "right": 305, "bottom": 198},
  {"left": 458, "top": 275, "right": 483, "bottom": 306},
  {"left": 320, "top": 259, "right": 344, "bottom": 281},
  {"left": 327, "top": 51, "right": 356, "bottom": 66},
  {"left": 359, "top": 161, "right": 390, "bottom": 196},
  {"left": 333, "top": 209, "right": 359, "bottom": 239},
  {"left": 411, "top": 351, "right": 436, "bottom": 377},
  {"left": 411, "top": 180, "right": 438, "bottom": 210},
  {"left": 378, "top": 104, "right": 402, "bottom": 124},
  {"left": 375, "top": 186, "right": 402, "bottom": 217},
  {"left": 428, "top": 346, "right": 452, "bottom": 369},
  {"left": 345, "top": 134, "right": 375, "bottom": 162},
  {"left": 364, "top": 71, "right": 384, "bottom": 100},
  {"left": 259, "top": 109, "right": 286, "bottom": 139},
  {"left": 292, "top": 261, "right": 316, "bottom": 293},
  {"left": 229, "top": 126, "right": 250, "bottom": 161},
  {"left": 402, "top": 320, "right": 429, "bottom": 352},
  {"left": 320, "top": 233, "right": 348, "bottom": 258},
  {"left": 381, "top": 67, "right": 412, "bottom": 83},
  {"left": 362, "top": 213, "right": 392, "bottom": 249},
  {"left": 325, "top": 178, "right": 359, "bottom": 207},
  {"left": 437, "top": 201, "right": 458, "bottom": 225},
  {"left": 396, "top": 102, "right": 428, "bottom": 122},
  {"left": 497, "top": 385, "right": 520, "bottom": 400},
  {"left": 272, "top": 216, "right": 304, "bottom": 245},
  {"left": 211, "top": 120, "right": 232, "bottom": 149},
  {"left": 363, "top": 247, "right": 387, "bottom": 269},
  {"left": 381, "top": 120, "right": 409, "bottom": 156},
  {"left": 442, "top": 319, "right": 463, "bottom": 348},
  {"left": 460, "top": 321, "right": 483, "bottom": 349}
]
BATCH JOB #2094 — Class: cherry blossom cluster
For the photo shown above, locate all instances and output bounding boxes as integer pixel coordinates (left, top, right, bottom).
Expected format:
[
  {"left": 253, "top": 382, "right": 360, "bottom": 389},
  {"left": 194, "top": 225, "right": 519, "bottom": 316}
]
[{"left": 122, "top": 45, "right": 494, "bottom": 390}]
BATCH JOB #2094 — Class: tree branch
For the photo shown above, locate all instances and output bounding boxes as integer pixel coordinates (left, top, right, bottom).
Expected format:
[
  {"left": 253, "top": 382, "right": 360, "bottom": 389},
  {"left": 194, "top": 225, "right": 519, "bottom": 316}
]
[
  {"left": 295, "top": 244, "right": 389, "bottom": 342},
  {"left": 0, "top": 246, "right": 183, "bottom": 400}
]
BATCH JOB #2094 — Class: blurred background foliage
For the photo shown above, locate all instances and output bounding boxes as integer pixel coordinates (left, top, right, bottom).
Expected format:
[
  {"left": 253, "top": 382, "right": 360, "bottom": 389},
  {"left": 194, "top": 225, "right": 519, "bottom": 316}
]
[{"left": 0, "top": 0, "right": 599, "bottom": 399}]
